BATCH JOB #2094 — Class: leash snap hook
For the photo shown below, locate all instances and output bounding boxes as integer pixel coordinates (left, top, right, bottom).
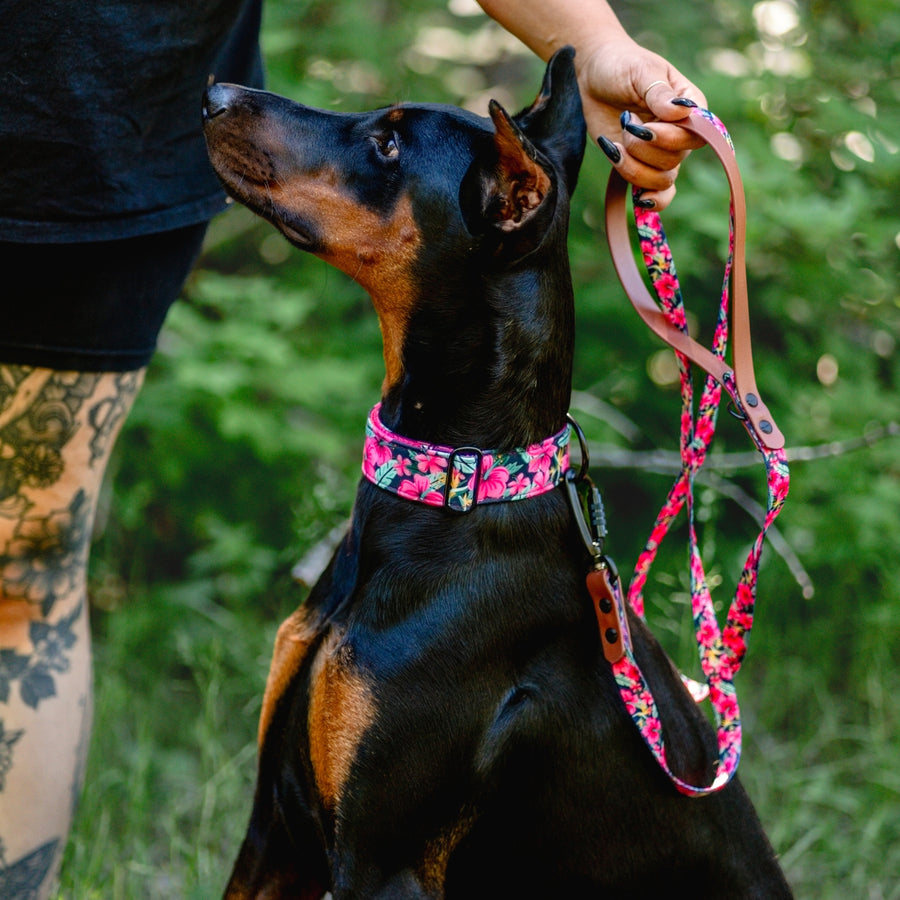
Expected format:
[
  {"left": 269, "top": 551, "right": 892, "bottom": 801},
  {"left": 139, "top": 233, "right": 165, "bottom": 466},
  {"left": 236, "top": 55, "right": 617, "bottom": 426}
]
[
  {"left": 562, "top": 466, "right": 628, "bottom": 665},
  {"left": 563, "top": 414, "right": 606, "bottom": 560},
  {"left": 563, "top": 468, "right": 604, "bottom": 562}
]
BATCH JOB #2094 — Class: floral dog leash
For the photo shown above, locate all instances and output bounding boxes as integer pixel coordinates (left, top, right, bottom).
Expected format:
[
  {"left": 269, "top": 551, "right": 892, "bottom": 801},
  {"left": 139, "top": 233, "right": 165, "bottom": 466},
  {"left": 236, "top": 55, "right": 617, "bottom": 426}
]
[{"left": 599, "top": 108, "right": 790, "bottom": 796}]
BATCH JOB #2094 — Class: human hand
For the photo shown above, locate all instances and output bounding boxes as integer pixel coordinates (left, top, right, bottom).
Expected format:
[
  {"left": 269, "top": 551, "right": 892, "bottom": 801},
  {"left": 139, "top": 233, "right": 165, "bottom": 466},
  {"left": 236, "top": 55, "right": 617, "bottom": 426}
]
[{"left": 577, "top": 37, "right": 707, "bottom": 210}]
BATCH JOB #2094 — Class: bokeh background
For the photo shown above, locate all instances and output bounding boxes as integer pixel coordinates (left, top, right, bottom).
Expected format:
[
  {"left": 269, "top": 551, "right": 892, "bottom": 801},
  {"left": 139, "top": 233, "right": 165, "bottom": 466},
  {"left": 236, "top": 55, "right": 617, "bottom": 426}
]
[{"left": 58, "top": 0, "right": 900, "bottom": 896}]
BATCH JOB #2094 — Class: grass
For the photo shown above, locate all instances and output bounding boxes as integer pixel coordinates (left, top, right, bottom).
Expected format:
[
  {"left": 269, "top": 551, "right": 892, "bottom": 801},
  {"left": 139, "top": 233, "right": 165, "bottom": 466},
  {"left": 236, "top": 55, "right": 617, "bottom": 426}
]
[
  {"left": 55, "top": 578, "right": 273, "bottom": 899},
  {"left": 53, "top": 555, "right": 900, "bottom": 897},
  {"left": 741, "top": 675, "right": 900, "bottom": 899}
]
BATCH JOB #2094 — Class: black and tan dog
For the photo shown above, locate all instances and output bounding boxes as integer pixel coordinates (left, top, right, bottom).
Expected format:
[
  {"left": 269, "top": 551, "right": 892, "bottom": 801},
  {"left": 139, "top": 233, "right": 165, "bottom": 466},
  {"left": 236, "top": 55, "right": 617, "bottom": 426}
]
[{"left": 203, "top": 48, "right": 792, "bottom": 899}]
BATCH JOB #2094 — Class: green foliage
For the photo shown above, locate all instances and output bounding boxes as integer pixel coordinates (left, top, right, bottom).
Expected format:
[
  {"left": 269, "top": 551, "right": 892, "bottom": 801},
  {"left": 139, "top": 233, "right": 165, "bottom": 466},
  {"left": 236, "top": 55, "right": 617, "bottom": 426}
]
[{"left": 59, "top": 0, "right": 900, "bottom": 895}]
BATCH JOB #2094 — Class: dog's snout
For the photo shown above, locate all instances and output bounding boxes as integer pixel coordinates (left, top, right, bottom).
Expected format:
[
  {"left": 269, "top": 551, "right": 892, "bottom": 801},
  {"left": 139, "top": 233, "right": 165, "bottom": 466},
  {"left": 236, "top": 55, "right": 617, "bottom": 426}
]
[{"left": 202, "top": 82, "right": 234, "bottom": 121}]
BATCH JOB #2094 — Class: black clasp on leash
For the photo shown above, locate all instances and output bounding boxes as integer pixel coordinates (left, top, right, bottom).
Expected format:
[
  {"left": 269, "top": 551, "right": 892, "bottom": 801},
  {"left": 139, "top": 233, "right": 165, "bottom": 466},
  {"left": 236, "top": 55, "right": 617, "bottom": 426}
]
[
  {"left": 564, "top": 415, "right": 625, "bottom": 664},
  {"left": 564, "top": 414, "right": 610, "bottom": 566}
]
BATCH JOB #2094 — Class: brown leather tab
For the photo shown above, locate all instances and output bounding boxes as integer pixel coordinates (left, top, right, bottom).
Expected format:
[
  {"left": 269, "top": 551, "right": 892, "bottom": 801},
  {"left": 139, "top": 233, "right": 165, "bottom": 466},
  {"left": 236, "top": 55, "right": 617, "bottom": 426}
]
[
  {"left": 604, "top": 114, "right": 785, "bottom": 451},
  {"left": 586, "top": 567, "right": 625, "bottom": 664}
]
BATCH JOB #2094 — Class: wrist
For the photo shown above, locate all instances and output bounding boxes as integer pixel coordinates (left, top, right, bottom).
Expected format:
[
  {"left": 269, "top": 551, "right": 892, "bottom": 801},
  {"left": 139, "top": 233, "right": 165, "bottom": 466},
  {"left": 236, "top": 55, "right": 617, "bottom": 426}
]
[{"left": 573, "top": 34, "right": 641, "bottom": 100}]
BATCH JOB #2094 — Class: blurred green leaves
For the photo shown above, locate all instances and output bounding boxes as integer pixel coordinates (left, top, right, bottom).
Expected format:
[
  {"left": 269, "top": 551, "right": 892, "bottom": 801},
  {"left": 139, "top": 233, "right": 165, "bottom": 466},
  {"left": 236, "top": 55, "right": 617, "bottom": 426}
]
[
  {"left": 101, "top": 0, "right": 900, "bottom": 758},
  {"left": 73, "top": 0, "right": 900, "bottom": 895}
]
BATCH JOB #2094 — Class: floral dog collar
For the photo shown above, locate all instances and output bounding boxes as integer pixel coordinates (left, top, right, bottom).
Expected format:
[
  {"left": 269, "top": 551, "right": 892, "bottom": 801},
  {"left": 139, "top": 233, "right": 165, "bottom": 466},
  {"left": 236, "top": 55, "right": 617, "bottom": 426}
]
[{"left": 362, "top": 403, "right": 571, "bottom": 513}]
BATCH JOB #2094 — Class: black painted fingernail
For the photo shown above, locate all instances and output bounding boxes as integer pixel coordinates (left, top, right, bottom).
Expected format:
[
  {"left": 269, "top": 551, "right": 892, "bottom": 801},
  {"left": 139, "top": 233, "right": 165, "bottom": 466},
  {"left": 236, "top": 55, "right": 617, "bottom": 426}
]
[
  {"left": 620, "top": 110, "right": 631, "bottom": 127},
  {"left": 597, "top": 135, "right": 621, "bottom": 164},
  {"left": 635, "top": 196, "right": 656, "bottom": 209},
  {"left": 671, "top": 97, "right": 698, "bottom": 108},
  {"left": 625, "top": 122, "right": 654, "bottom": 142}
]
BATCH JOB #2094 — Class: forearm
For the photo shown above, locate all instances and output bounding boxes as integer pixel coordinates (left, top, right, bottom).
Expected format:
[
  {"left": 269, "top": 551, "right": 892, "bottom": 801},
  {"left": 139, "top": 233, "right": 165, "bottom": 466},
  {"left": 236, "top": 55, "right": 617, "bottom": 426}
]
[{"left": 476, "top": 0, "right": 633, "bottom": 62}]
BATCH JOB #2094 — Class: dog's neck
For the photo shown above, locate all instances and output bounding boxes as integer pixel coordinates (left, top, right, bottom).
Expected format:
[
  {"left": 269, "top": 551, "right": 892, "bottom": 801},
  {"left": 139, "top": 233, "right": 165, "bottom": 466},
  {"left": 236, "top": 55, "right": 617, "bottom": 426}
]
[{"left": 377, "top": 232, "right": 574, "bottom": 452}]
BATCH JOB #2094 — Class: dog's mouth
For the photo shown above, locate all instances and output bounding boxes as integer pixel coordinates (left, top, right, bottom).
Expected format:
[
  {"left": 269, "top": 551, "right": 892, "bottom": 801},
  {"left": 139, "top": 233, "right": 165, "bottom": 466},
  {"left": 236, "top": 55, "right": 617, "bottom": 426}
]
[
  {"left": 203, "top": 85, "right": 324, "bottom": 253},
  {"left": 213, "top": 163, "right": 320, "bottom": 250},
  {"left": 274, "top": 216, "right": 317, "bottom": 249},
  {"left": 246, "top": 197, "right": 320, "bottom": 250},
  {"left": 206, "top": 149, "right": 272, "bottom": 207}
]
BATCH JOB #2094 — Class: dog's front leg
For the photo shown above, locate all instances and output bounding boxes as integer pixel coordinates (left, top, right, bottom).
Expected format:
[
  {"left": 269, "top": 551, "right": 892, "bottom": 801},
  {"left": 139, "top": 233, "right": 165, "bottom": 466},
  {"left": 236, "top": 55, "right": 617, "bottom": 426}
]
[
  {"left": 222, "top": 799, "right": 330, "bottom": 900},
  {"left": 223, "top": 603, "right": 336, "bottom": 900}
]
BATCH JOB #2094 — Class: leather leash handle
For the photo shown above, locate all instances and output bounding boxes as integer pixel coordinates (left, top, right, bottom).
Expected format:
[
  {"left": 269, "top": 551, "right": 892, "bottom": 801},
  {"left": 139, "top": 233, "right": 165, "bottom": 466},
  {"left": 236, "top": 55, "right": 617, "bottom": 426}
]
[{"left": 604, "top": 113, "right": 785, "bottom": 451}]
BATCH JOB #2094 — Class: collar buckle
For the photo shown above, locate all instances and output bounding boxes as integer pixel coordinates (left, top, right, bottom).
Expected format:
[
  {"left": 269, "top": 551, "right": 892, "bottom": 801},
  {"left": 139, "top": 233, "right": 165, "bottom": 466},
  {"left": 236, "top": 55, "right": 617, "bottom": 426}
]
[{"left": 443, "top": 446, "right": 484, "bottom": 513}]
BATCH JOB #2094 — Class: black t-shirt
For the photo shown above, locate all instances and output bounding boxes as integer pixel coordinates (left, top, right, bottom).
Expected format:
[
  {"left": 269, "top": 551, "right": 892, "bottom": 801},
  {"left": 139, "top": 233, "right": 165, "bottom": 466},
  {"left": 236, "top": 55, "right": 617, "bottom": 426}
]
[{"left": 0, "top": 0, "right": 264, "bottom": 242}]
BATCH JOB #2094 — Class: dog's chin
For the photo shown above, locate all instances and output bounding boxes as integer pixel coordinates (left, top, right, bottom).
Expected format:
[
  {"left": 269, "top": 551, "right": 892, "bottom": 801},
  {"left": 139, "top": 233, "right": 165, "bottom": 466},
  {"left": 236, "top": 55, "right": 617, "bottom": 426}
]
[{"left": 212, "top": 170, "right": 268, "bottom": 216}]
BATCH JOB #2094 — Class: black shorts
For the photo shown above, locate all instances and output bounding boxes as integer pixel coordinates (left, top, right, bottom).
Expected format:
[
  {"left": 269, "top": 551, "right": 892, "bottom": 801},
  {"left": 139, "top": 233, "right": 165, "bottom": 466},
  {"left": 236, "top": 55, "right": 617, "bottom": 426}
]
[{"left": 0, "top": 222, "right": 208, "bottom": 372}]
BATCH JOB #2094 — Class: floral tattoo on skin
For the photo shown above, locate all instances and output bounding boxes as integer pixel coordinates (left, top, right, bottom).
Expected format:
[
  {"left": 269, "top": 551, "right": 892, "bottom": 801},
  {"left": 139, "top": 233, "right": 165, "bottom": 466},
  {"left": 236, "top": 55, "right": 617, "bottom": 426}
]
[
  {"left": 0, "top": 368, "right": 139, "bottom": 698},
  {"left": 0, "top": 366, "right": 139, "bottom": 892}
]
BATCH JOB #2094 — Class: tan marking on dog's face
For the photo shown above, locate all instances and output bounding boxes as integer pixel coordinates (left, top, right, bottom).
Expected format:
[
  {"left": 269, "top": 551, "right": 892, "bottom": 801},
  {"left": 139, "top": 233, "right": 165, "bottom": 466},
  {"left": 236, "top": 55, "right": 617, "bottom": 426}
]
[
  {"left": 268, "top": 176, "right": 421, "bottom": 391},
  {"left": 205, "top": 96, "right": 422, "bottom": 392},
  {"left": 307, "top": 629, "right": 376, "bottom": 811},
  {"left": 257, "top": 606, "right": 321, "bottom": 748},
  {"left": 417, "top": 809, "right": 478, "bottom": 894}
]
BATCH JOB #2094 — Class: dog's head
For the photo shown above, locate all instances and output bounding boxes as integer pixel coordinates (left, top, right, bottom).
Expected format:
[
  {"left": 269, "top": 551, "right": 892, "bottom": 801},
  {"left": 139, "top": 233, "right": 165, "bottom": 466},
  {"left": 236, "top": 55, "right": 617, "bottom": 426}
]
[{"left": 203, "top": 48, "right": 585, "bottom": 394}]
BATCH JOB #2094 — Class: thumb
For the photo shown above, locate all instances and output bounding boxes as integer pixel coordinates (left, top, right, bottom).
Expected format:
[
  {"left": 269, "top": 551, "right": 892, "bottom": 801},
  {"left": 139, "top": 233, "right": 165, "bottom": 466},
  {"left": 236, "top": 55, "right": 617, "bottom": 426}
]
[{"left": 643, "top": 78, "right": 707, "bottom": 122}]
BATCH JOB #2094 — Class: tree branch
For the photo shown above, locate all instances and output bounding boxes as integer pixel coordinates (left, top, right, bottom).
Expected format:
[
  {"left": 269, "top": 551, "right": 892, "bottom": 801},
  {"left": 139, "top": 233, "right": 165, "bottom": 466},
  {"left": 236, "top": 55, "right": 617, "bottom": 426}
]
[{"left": 586, "top": 421, "right": 899, "bottom": 600}]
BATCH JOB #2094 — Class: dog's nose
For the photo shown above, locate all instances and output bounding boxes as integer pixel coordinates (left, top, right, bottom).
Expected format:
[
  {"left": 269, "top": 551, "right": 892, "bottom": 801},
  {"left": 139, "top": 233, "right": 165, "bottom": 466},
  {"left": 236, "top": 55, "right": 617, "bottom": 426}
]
[{"left": 203, "top": 82, "right": 233, "bottom": 121}]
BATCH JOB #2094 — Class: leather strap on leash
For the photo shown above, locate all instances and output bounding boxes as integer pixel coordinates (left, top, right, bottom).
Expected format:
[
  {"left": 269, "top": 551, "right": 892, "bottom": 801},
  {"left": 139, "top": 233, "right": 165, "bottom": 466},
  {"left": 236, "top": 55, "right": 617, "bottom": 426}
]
[
  {"left": 598, "top": 108, "right": 790, "bottom": 796},
  {"left": 606, "top": 111, "right": 784, "bottom": 451}
]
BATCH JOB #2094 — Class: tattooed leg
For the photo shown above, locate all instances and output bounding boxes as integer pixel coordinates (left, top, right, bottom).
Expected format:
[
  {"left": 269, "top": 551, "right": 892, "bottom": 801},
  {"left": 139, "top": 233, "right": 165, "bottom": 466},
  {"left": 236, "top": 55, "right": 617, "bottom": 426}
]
[{"left": 0, "top": 365, "right": 143, "bottom": 900}]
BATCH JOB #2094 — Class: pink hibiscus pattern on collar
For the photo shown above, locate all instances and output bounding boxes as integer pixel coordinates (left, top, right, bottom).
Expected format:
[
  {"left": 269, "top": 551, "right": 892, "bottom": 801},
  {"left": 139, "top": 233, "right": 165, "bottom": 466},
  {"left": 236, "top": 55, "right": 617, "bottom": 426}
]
[{"left": 362, "top": 404, "right": 570, "bottom": 512}]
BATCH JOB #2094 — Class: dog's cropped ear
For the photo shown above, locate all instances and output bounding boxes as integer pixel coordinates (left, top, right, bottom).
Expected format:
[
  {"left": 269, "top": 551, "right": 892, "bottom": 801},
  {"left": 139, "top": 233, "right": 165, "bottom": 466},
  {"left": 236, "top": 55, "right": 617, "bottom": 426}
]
[
  {"left": 514, "top": 45, "right": 586, "bottom": 194},
  {"left": 460, "top": 47, "right": 585, "bottom": 247},
  {"left": 479, "top": 99, "right": 555, "bottom": 235}
]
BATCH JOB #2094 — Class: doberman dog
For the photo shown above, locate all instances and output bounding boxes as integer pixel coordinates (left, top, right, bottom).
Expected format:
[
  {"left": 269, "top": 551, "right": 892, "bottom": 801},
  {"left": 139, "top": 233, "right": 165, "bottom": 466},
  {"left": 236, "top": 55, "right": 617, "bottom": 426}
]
[{"left": 203, "top": 48, "right": 793, "bottom": 899}]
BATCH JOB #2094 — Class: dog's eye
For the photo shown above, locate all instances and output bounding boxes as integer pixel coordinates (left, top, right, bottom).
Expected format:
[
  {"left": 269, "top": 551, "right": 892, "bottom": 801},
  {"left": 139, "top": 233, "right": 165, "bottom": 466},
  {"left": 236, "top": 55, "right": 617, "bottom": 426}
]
[{"left": 374, "top": 134, "right": 400, "bottom": 160}]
